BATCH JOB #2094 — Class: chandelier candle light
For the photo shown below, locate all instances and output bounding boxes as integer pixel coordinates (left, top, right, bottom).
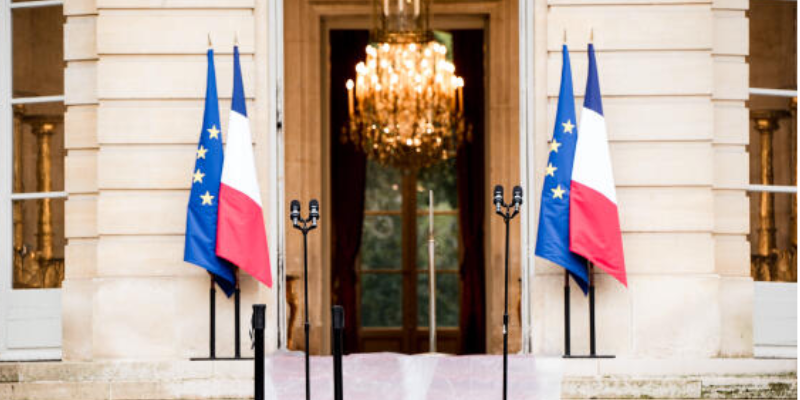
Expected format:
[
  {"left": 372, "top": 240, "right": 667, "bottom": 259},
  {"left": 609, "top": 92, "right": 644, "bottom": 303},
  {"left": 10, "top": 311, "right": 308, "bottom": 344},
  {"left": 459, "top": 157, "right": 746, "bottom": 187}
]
[{"left": 345, "top": 0, "right": 467, "bottom": 170}]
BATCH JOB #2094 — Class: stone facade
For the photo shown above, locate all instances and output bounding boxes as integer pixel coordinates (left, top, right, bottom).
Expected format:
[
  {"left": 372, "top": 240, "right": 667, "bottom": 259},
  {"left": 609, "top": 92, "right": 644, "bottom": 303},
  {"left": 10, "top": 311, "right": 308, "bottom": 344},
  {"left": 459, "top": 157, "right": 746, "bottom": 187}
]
[
  {"left": 531, "top": 0, "right": 751, "bottom": 358},
  {"left": 60, "top": 0, "right": 754, "bottom": 363},
  {"left": 62, "top": 0, "right": 278, "bottom": 361},
  {"left": 0, "top": 0, "right": 791, "bottom": 398},
  {"left": 0, "top": 358, "right": 796, "bottom": 399}
]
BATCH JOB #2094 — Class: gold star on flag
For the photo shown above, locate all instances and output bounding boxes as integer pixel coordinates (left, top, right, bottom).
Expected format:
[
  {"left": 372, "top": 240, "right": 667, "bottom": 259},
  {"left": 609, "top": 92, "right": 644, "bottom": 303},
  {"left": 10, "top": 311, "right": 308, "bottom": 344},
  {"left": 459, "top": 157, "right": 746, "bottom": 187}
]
[
  {"left": 197, "top": 145, "right": 208, "bottom": 159},
  {"left": 545, "top": 163, "right": 557, "bottom": 177},
  {"left": 192, "top": 169, "right": 205, "bottom": 184},
  {"left": 549, "top": 138, "right": 561, "bottom": 153},
  {"left": 207, "top": 125, "right": 220, "bottom": 140},
  {"left": 551, "top": 184, "right": 566, "bottom": 200},
  {"left": 562, "top": 119, "right": 575, "bottom": 134},
  {"left": 200, "top": 191, "right": 214, "bottom": 205}
]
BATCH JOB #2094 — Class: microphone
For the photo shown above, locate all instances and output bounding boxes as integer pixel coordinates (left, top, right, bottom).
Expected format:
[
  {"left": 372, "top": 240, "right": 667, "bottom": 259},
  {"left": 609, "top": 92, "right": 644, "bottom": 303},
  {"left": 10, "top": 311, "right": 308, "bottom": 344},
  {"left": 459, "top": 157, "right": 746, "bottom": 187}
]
[
  {"left": 512, "top": 186, "right": 523, "bottom": 212},
  {"left": 493, "top": 185, "right": 504, "bottom": 213},
  {"left": 309, "top": 199, "right": 320, "bottom": 227},
  {"left": 290, "top": 200, "right": 301, "bottom": 227}
]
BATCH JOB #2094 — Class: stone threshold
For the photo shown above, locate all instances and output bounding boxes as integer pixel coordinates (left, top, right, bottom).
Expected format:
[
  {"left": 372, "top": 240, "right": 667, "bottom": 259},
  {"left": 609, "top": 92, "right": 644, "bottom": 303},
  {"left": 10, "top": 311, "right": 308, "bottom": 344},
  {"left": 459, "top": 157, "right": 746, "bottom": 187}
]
[{"left": 0, "top": 357, "right": 796, "bottom": 399}]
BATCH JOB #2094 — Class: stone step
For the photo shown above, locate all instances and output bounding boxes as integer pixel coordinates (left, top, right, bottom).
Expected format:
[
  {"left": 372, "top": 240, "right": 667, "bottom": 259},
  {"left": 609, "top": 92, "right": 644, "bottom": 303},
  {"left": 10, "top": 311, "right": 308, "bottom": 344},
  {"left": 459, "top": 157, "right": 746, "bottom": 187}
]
[{"left": 0, "top": 358, "right": 796, "bottom": 399}]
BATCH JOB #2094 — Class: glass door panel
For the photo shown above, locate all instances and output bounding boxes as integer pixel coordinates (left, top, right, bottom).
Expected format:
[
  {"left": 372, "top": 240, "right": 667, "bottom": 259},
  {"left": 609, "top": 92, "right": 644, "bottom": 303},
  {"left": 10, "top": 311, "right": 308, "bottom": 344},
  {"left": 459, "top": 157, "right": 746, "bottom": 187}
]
[
  {"left": 357, "top": 157, "right": 460, "bottom": 353},
  {"left": 1, "top": 0, "right": 66, "bottom": 360}
]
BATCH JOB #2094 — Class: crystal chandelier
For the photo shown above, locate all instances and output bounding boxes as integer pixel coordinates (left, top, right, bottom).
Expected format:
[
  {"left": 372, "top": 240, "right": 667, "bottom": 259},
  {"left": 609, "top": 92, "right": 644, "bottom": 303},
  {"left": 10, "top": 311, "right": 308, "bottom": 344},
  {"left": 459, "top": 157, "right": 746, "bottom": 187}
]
[{"left": 344, "top": 0, "right": 466, "bottom": 170}]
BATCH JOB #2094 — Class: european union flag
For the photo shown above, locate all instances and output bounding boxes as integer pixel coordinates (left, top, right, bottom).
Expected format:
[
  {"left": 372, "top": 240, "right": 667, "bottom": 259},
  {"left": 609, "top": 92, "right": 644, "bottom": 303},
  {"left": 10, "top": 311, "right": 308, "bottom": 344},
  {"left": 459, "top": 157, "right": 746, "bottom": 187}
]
[
  {"left": 184, "top": 49, "right": 236, "bottom": 297},
  {"left": 534, "top": 45, "right": 589, "bottom": 294}
]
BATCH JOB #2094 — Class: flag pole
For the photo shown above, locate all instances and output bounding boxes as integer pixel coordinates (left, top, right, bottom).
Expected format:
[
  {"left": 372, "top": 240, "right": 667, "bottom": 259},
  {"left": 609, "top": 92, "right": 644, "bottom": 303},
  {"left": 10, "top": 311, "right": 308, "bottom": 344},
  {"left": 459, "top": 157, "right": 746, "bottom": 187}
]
[
  {"left": 209, "top": 273, "right": 216, "bottom": 359},
  {"left": 582, "top": 261, "right": 614, "bottom": 358},
  {"left": 569, "top": 28, "right": 616, "bottom": 359},
  {"left": 563, "top": 270, "right": 571, "bottom": 357},
  {"left": 585, "top": 29, "right": 596, "bottom": 359},
  {"left": 234, "top": 270, "right": 241, "bottom": 359},
  {"left": 588, "top": 262, "right": 596, "bottom": 356}
]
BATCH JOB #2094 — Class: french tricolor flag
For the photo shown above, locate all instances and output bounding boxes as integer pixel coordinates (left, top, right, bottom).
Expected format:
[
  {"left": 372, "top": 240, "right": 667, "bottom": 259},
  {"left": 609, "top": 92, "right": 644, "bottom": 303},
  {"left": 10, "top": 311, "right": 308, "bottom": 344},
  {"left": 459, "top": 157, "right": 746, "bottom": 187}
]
[
  {"left": 216, "top": 46, "right": 273, "bottom": 288},
  {"left": 569, "top": 44, "right": 627, "bottom": 287}
]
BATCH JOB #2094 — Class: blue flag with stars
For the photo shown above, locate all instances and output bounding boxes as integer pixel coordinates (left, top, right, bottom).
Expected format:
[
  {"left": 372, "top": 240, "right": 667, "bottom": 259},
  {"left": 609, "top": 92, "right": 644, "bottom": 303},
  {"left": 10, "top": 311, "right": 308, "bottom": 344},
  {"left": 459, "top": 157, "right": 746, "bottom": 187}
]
[
  {"left": 184, "top": 49, "right": 236, "bottom": 297},
  {"left": 534, "top": 45, "right": 589, "bottom": 294}
]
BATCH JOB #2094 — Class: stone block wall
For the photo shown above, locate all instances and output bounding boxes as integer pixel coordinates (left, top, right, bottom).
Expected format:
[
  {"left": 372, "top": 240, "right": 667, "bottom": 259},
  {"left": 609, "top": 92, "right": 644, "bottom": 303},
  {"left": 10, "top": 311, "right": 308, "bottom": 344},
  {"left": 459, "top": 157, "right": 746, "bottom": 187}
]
[
  {"left": 530, "top": 0, "right": 751, "bottom": 357},
  {"left": 61, "top": 0, "right": 752, "bottom": 360},
  {"left": 62, "top": 0, "right": 278, "bottom": 361}
]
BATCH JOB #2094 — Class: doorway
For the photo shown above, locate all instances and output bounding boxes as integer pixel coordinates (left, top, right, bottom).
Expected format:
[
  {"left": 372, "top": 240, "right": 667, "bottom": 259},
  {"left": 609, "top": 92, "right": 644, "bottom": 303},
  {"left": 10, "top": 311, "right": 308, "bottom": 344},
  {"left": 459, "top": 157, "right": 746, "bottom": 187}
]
[{"left": 328, "top": 29, "right": 486, "bottom": 354}]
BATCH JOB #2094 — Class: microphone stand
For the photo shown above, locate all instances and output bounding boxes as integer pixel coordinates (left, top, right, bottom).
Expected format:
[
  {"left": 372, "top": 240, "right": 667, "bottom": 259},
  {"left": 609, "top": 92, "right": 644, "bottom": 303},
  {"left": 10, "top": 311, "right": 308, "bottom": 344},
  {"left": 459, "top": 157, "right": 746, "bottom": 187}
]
[
  {"left": 291, "top": 200, "right": 319, "bottom": 400},
  {"left": 493, "top": 185, "right": 522, "bottom": 400}
]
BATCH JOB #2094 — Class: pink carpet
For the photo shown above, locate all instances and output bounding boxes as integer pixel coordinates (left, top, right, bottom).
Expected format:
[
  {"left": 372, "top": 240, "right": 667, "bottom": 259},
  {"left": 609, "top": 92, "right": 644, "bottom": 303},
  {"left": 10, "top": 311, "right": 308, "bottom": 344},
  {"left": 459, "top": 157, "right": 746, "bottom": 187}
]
[{"left": 265, "top": 352, "right": 562, "bottom": 400}]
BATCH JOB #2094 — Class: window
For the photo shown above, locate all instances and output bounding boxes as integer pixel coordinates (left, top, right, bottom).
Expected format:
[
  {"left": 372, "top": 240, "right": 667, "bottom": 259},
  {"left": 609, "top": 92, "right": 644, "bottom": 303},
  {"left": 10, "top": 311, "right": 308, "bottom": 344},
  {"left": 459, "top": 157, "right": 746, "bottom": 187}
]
[
  {"left": 748, "top": 1, "right": 797, "bottom": 283},
  {"left": 0, "top": 0, "right": 66, "bottom": 359},
  {"left": 2, "top": 0, "right": 66, "bottom": 290}
]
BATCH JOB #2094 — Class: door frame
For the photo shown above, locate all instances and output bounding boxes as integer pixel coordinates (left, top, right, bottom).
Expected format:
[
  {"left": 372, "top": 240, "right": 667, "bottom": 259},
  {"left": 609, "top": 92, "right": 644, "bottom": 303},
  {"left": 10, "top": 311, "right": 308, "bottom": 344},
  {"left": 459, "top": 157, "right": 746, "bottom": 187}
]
[
  {"left": 284, "top": 0, "right": 528, "bottom": 354},
  {"left": 322, "top": 15, "right": 488, "bottom": 354},
  {"left": 518, "top": 0, "right": 538, "bottom": 355}
]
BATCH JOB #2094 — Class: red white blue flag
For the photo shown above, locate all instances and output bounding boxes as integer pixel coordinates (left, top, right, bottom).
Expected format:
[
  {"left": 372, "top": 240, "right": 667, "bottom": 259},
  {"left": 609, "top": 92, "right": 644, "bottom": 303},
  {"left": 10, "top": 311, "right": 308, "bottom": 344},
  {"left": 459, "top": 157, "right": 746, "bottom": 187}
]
[
  {"left": 569, "top": 44, "right": 627, "bottom": 287},
  {"left": 535, "top": 45, "right": 590, "bottom": 294},
  {"left": 216, "top": 46, "right": 273, "bottom": 288}
]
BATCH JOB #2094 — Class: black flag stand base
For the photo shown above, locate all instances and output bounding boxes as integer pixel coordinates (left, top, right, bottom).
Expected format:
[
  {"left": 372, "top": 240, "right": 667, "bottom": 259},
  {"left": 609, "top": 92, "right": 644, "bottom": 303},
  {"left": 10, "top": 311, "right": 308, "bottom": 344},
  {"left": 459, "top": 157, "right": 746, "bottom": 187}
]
[
  {"left": 253, "top": 304, "right": 266, "bottom": 400},
  {"left": 192, "top": 274, "right": 254, "bottom": 361},
  {"left": 332, "top": 306, "right": 345, "bottom": 400},
  {"left": 562, "top": 265, "right": 615, "bottom": 359}
]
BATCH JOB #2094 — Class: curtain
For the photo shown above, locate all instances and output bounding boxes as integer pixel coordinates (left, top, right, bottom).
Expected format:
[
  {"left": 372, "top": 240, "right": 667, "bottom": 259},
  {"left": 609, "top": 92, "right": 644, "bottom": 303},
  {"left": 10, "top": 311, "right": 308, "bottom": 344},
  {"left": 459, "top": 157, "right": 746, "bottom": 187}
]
[
  {"left": 330, "top": 30, "right": 369, "bottom": 354},
  {"left": 454, "top": 30, "right": 487, "bottom": 354}
]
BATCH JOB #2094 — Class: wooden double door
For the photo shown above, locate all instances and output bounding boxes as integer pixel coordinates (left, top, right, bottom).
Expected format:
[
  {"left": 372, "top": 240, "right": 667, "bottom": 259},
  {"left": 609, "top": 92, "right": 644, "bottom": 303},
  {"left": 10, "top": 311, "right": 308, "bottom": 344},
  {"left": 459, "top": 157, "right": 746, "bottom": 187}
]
[{"left": 356, "top": 163, "right": 462, "bottom": 354}]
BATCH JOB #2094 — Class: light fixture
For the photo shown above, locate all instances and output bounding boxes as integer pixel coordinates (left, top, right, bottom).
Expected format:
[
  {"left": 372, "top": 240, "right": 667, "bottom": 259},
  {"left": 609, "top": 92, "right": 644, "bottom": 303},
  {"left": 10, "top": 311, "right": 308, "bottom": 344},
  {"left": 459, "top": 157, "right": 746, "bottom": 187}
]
[{"left": 344, "top": 0, "right": 467, "bottom": 170}]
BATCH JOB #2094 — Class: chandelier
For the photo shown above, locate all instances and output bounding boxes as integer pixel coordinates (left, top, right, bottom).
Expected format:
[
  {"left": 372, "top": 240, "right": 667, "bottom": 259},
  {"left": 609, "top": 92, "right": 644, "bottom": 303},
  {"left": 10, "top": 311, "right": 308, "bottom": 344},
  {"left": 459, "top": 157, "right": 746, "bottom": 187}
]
[{"left": 344, "top": 0, "right": 467, "bottom": 170}]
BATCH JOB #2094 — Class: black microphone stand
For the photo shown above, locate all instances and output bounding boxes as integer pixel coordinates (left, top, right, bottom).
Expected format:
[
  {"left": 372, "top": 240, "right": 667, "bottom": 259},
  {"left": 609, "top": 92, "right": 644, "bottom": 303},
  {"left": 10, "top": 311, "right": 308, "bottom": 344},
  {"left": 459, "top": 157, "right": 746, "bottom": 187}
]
[
  {"left": 493, "top": 185, "right": 522, "bottom": 400},
  {"left": 291, "top": 200, "right": 319, "bottom": 400}
]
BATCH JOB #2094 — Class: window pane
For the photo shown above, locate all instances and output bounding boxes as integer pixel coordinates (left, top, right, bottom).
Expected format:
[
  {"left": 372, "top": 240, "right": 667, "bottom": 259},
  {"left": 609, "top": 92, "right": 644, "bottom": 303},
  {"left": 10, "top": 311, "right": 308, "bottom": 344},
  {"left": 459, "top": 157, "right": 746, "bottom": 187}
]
[
  {"left": 12, "top": 105, "right": 65, "bottom": 193},
  {"left": 748, "top": 108, "right": 796, "bottom": 282},
  {"left": 361, "top": 215, "right": 402, "bottom": 270},
  {"left": 360, "top": 273, "right": 402, "bottom": 327},
  {"left": 12, "top": 5, "right": 64, "bottom": 98},
  {"left": 417, "top": 272, "right": 459, "bottom": 327},
  {"left": 749, "top": 112, "right": 796, "bottom": 187},
  {"left": 416, "top": 158, "right": 458, "bottom": 210},
  {"left": 749, "top": 191, "right": 797, "bottom": 282},
  {"left": 364, "top": 160, "right": 402, "bottom": 211},
  {"left": 13, "top": 198, "right": 65, "bottom": 289},
  {"left": 416, "top": 214, "right": 459, "bottom": 270}
]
